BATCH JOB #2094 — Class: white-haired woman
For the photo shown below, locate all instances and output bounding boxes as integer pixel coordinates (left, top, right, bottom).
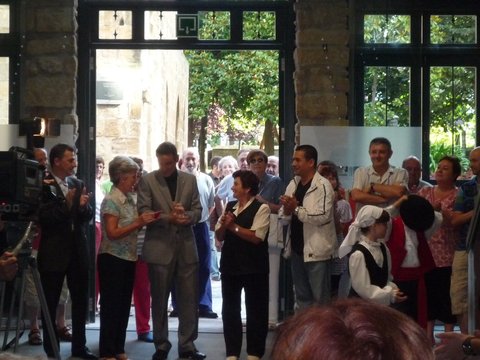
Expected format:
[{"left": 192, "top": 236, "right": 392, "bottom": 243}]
[
  {"left": 98, "top": 156, "right": 156, "bottom": 360},
  {"left": 218, "top": 155, "right": 239, "bottom": 178}
]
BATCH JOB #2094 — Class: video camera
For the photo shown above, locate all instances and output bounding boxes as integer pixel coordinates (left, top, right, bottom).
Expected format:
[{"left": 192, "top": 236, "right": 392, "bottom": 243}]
[{"left": 0, "top": 147, "right": 43, "bottom": 221}]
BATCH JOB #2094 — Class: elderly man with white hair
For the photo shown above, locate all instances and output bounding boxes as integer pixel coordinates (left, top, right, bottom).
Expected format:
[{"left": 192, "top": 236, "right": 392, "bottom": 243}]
[{"left": 170, "top": 147, "right": 218, "bottom": 319}]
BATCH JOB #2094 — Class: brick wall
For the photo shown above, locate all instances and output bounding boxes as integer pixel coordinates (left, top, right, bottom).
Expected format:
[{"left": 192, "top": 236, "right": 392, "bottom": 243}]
[{"left": 295, "top": 0, "right": 350, "bottom": 131}]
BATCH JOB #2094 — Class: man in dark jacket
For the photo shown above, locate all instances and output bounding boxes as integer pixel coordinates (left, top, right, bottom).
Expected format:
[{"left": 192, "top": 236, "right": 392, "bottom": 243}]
[{"left": 37, "top": 143, "right": 96, "bottom": 359}]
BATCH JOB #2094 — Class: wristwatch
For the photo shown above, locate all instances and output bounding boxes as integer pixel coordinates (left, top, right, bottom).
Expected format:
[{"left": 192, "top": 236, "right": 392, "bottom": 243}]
[
  {"left": 294, "top": 207, "right": 300, "bottom": 216},
  {"left": 462, "top": 336, "right": 477, "bottom": 356},
  {"left": 234, "top": 226, "right": 240, "bottom": 233}
]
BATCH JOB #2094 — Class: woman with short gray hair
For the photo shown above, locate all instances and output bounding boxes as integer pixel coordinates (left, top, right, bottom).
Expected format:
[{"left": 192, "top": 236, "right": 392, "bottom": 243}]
[
  {"left": 108, "top": 156, "right": 139, "bottom": 186},
  {"left": 98, "top": 155, "right": 157, "bottom": 360},
  {"left": 218, "top": 155, "right": 239, "bottom": 178}
]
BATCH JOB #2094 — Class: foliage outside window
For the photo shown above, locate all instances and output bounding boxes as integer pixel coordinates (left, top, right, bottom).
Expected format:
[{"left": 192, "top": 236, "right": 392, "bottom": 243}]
[
  {"left": 430, "top": 15, "right": 476, "bottom": 44},
  {"left": 364, "top": 66, "right": 410, "bottom": 126},
  {"left": 243, "top": 11, "right": 276, "bottom": 40},
  {"left": 186, "top": 50, "right": 278, "bottom": 147},
  {"left": 429, "top": 66, "right": 476, "bottom": 176},
  {"left": 186, "top": 11, "right": 279, "bottom": 149},
  {"left": 199, "top": 11, "right": 230, "bottom": 40},
  {"left": 364, "top": 15, "right": 410, "bottom": 44}
]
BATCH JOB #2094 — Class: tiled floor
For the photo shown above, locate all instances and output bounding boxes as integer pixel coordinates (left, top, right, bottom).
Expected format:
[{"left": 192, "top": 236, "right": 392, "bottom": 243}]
[
  {"left": 0, "top": 277, "right": 462, "bottom": 359},
  {"left": 0, "top": 278, "right": 274, "bottom": 360}
]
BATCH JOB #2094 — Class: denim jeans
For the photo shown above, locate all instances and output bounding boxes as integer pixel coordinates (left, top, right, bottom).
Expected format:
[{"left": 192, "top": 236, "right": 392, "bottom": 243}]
[
  {"left": 290, "top": 251, "right": 332, "bottom": 310},
  {"left": 209, "top": 230, "right": 220, "bottom": 278}
]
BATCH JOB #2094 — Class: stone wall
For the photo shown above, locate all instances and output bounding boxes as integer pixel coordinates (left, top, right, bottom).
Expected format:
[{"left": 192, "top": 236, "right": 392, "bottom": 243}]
[
  {"left": 23, "top": 0, "right": 79, "bottom": 135},
  {"left": 294, "top": 0, "right": 350, "bottom": 130},
  {"left": 96, "top": 48, "right": 189, "bottom": 173}
]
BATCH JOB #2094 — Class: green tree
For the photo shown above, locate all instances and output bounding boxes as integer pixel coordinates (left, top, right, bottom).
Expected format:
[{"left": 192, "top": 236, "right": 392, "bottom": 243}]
[{"left": 186, "top": 10, "right": 279, "bottom": 167}]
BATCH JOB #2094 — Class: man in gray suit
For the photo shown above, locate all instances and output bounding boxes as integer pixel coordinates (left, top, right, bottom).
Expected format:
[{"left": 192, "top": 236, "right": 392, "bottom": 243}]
[{"left": 137, "top": 142, "right": 206, "bottom": 360}]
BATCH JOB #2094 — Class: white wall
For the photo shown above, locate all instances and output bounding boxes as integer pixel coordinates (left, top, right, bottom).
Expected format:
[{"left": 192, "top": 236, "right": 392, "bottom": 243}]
[
  {"left": 300, "top": 126, "right": 422, "bottom": 189},
  {"left": 0, "top": 124, "right": 75, "bottom": 152}
]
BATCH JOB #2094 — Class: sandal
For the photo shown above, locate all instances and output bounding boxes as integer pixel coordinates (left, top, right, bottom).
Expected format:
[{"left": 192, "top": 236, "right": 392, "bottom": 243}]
[
  {"left": 57, "top": 325, "right": 73, "bottom": 342},
  {"left": 28, "top": 328, "right": 43, "bottom": 345}
]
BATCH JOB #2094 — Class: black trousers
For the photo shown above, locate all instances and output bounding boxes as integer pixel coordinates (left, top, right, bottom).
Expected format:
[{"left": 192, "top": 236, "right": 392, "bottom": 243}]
[
  {"left": 98, "top": 253, "right": 136, "bottom": 357},
  {"left": 221, "top": 273, "right": 269, "bottom": 358},
  {"left": 40, "top": 256, "right": 89, "bottom": 357}
]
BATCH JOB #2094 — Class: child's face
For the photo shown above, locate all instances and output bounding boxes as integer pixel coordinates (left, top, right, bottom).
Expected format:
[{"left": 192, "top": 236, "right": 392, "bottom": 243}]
[{"left": 372, "top": 222, "right": 388, "bottom": 239}]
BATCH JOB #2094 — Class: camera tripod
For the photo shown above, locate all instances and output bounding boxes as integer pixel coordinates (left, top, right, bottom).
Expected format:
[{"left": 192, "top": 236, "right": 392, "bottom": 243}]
[{"left": 0, "top": 221, "right": 61, "bottom": 359}]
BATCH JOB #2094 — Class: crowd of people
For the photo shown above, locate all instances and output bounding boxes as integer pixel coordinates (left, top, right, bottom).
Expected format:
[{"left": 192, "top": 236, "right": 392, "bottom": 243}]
[{"left": 2, "top": 136, "right": 480, "bottom": 359}]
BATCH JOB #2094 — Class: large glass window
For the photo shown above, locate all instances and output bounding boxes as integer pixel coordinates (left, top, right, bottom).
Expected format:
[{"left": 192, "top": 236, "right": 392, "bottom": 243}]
[
  {"left": 364, "top": 15, "right": 411, "bottom": 44},
  {"left": 99, "top": 10, "right": 133, "bottom": 40},
  {"left": 364, "top": 66, "right": 410, "bottom": 126},
  {"left": 429, "top": 66, "right": 476, "bottom": 175},
  {"left": 355, "top": 1, "right": 479, "bottom": 179},
  {"left": 430, "top": 15, "right": 476, "bottom": 44}
]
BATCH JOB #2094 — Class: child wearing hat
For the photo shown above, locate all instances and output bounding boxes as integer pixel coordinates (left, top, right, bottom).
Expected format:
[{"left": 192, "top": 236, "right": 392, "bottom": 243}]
[
  {"left": 386, "top": 194, "right": 442, "bottom": 328},
  {"left": 339, "top": 205, "right": 407, "bottom": 306}
]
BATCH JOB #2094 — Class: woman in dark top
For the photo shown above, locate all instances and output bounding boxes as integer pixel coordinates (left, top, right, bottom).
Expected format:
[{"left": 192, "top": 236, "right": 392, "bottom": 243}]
[{"left": 215, "top": 170, "right": 271, "bottom": 360}]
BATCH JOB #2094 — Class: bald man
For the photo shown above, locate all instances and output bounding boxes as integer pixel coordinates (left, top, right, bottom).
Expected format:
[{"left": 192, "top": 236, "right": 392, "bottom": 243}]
[
  {"left": 402, "top": 156, "right": 432, "bottom": 194},
  {"left": 33, "top": 148, "right": 48, "bottom": 175}
]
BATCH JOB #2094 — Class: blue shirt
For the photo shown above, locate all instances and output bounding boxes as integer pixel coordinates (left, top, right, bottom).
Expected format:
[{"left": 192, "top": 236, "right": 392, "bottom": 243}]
[
  {"left": 258, "top": 173, "right": 285, "bottom": 205},
  {"left": 453, "top": 176, "right": 479, "bottom": 250}
]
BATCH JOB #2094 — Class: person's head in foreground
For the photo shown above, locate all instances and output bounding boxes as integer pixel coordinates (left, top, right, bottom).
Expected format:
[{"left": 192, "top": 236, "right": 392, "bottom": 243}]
[{"left": 271, "top": 298, "right": 434, "bottom": 360}]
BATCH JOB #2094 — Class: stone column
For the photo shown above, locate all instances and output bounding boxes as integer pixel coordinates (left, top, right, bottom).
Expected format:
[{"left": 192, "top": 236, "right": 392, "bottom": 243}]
[
  {"left": 23, "top": 0, "right": 78, "bottom": 133},
  {"left": 294, "top": 0, "right": 350, "bottom": 140}
]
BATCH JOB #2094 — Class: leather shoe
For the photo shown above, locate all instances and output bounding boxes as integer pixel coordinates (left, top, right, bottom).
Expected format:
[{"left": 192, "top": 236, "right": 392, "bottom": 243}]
[
  {"left": 137, "top": 331, "right": 154, "bottom": 342},
  {"left": 198, "top": 309, "right": 218, "bottom": 319},
  {"left": 179, "top": 350, "right": 206, "bottom": 360},
  {"left": 57, "top": 325, "right": 73, "bottom": 342},
  {"left": 72, "top": 347, "right": 98, "bottom": 359},
  {"left": 152, "top": 349, "right": 169, "bottom": 360}
]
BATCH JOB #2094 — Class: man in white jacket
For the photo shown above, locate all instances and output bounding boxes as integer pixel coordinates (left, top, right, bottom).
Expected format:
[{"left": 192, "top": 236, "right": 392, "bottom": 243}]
[{"left": 279, "top": 145, "right": 336, "bottom": 309}]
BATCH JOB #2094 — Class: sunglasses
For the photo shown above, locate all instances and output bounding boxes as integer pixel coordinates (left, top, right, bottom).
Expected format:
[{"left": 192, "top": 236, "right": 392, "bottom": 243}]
[{"left": 249, "top": 158, "right": 265, "bottom": 164}]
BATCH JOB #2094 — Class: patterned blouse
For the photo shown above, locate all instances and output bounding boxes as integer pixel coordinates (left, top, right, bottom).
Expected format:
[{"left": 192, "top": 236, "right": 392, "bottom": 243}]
[
  {"left": 99, "top": 186, "right": 138, "bottom": 262},
  {"left": 417, "top": 186, "right": 458, "bottom": 267}
]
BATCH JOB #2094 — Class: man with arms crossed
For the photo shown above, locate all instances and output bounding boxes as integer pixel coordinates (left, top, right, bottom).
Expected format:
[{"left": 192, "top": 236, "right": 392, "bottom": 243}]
[{"left": 351, "top": 137, "right": 407, "bottom": 212}]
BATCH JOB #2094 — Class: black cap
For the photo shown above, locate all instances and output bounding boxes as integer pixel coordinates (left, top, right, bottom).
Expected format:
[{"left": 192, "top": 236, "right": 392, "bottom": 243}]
[{"left": 399, "top": 195, "right": 435, "bottom": 232}]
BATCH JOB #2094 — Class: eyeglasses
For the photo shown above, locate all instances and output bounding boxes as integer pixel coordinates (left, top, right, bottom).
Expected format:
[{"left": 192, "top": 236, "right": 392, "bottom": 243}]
[{"left": 249, "top": 158, "right": 265, "bottom": 164}]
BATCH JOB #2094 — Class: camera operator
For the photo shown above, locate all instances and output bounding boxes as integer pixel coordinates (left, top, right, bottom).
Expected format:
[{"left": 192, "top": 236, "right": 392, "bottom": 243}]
[
  {"left": 37, "top": 143, "right": 96, "bottom": 359},
  {"left": 0, "top": 218, "right": 18, "bottom": 281},
  {"left": 22, "top": 148, "right": 73, "bottom": 347}
]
